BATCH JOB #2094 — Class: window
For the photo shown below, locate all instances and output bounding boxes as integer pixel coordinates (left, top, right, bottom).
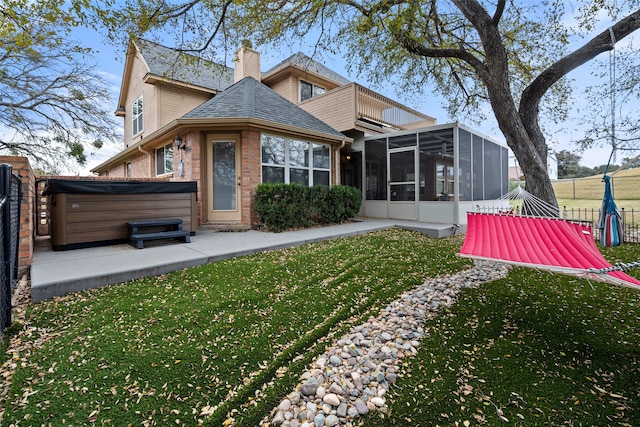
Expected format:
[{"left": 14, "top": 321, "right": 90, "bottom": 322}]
[
  {"left": 125, "top": 162, "right": 132, "bottom": 177},
  {"left": 156, "top": 143, "right": 173, "bottom": 175},
  {"left": 300, "top": 80, "right": 326, "bottom": 102},
  {"left": 132, "top": 96, "right": 143, "bottom": 136},
  {"left": 261, "top": 134, "right": 331, "bottom": 186},
  {"left": 436, "top": 163, "right": 455, "bottom": 198}
]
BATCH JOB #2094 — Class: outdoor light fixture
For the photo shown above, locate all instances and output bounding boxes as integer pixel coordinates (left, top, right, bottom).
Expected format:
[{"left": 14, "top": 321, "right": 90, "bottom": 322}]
[
  {"left": 175, "top": 135, "right": 186, "bottom": 150},
  {"left": 346, "top": 154, "right": 351, "bottom": 161}
]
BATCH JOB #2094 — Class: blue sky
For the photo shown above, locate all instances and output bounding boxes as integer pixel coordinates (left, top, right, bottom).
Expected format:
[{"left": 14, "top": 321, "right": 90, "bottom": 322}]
[{"left": 75, "top": 14, "right": 636, "bottom": 175}]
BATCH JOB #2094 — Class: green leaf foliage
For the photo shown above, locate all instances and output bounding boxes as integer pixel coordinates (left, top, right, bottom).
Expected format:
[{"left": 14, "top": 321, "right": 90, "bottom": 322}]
[{"left": 254, "top": 183, "right": 362, "bottom": 232}]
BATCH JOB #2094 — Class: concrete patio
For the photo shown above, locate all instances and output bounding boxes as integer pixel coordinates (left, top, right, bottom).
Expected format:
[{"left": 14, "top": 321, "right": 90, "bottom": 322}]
[{"left": 30, "top": 219, "right": 461, "bottom": 302}]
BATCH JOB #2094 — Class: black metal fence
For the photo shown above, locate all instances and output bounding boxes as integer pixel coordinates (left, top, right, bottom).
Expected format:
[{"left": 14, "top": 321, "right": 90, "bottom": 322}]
[
  {"left": 560, "top": 207, "right": 639, "bottom": 243},
  {"left": 474, "top": 204, "right": 639, "bottom": 244},
  {"left": 0, "top": 164, "right": 22, "bottom": 333}
]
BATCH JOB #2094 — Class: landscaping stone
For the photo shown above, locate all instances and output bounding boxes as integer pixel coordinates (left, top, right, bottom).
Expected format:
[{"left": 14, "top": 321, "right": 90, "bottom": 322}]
[{"left": 264, "top": 261, "right": 509, "bottom": 426}]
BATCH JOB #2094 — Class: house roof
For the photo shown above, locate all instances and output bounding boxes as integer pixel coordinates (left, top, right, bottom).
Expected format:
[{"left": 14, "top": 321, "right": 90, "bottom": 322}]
[
  {"left": 183, "top": 76, "right": 346, "bottom": 138},
  {"left": 262, "top": 52, "right": 351, "bottom": 86},
  {"left": 135, "top": 39, "right": 234, "bottom": 92}
]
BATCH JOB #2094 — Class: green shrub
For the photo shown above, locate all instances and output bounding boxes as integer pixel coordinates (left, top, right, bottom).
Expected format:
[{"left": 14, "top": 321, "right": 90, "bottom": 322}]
[
  {"left": 254, "top": 183, "right": 312, "bottom": 232},
  {"left": 308, "top": 185, "right": 328, "bottom": 223},
  {"left": 254, "top": 183, "right": 362, "bottom": 232},
  {"left": 320, "top": 184, "right": 363, "bottom": 223}
]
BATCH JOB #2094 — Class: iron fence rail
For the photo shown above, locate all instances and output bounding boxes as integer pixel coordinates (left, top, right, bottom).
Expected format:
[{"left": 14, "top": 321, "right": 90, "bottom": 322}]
[
  {"left": 475, "top": 205, "right": 639, "bottom": 243},
  {"left": 561, "top": 207, "right": 639, "bottom": 243},
  {"left": 0, "top": 164, "right": 22, "bottom": 334}
]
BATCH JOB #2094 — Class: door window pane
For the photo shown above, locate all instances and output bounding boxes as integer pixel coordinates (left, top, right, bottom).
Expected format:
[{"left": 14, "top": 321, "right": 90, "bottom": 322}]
[
  {"left": 390, "top": 151, "right": 415, "bottom": 182},
  {"left": 212, "top": 141, "right": 236, "bottom": 210},
  {"left": 472, "top": 135, "right": 484, "bottom": 200},
  {"left": 390, "top": 184, "right": 415, "bottom": 201},
  {"left": 459, "top": 129, "right": 472, "bottom": 201},
  {"left": 484, "top": 139, "right": 502, "bottom": 199}
]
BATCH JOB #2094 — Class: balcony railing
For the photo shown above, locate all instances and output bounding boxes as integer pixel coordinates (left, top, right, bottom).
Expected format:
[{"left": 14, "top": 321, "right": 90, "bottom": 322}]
[
  {"left": 300, "top": 83, "right": 435, "bottom": 133},
  {"left": 356, "top": 85, "right": 433, "bottom": 130}
]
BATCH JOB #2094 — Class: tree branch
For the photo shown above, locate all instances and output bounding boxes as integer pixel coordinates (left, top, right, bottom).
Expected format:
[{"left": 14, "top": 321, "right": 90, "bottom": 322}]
[
  {"left": 520, "top": 8, "right": 640, "bottom": 118},
  {"left": 492, "top": 0, "right": 505, "bottom": 26}
]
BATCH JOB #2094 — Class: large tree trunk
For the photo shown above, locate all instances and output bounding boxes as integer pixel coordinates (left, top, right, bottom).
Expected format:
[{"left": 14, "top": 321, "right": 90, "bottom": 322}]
[
  {"left": 454, "top": 0, "right": 559, "bottom": 209},
  {"left": 487, "top": 80, "right": 558, "bottom": 210}
]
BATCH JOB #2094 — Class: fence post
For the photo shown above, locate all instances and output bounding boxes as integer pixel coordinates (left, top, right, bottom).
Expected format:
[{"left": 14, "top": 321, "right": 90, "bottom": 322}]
[{"left": 0, "top": 164, "right": 12, "bottom": 328}]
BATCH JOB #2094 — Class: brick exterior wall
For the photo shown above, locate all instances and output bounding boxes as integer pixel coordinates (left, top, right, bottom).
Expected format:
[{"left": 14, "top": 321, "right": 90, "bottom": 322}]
[
  {"left": 172, "top": 130, "right": 203, "bottom": 227},
  {"left": 241, "top": 130, "right": 262, "bottom": 226},
  {"left": 95, "top": 129, "right": 342, "bottom": 229},
  {"left": 0, "top": 156, "right": 35, "bottom": 276}
]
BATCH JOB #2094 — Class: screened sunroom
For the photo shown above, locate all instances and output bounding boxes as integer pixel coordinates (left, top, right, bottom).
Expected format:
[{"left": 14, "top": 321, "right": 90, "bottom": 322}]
[{"left": 358, "top": 122, "right": 509, "bottom": 225}]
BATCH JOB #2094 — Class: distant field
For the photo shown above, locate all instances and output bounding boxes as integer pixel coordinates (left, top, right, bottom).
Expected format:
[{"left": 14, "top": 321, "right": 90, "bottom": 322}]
[
  {"left": 553, "top": 169, "right": 640, "bottom": 203},
  {"left": 553, "top": 168, "right": 640, "bottom": 211}
]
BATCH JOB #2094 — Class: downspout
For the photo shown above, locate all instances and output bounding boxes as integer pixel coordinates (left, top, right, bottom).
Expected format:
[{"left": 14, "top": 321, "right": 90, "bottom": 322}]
[
  {"left": 335, "top": 139, "right": 346, "bottom": 185},
  {"left": 138, "top": 145, "right": 153, "bottom": 177}
]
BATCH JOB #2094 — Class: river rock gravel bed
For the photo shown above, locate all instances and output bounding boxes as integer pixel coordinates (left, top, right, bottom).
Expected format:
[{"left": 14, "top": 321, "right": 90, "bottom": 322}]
[{"left": 263, "top": 261, "right": 510, "bottom": 427}]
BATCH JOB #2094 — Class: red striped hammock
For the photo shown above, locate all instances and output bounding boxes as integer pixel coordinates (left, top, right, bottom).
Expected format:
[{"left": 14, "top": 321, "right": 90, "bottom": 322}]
[{"left": 459, "top": 212, "right": 640, "bottom": 290}]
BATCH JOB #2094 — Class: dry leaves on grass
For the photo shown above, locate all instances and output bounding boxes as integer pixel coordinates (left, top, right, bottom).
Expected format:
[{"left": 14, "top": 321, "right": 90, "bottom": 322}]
[{"left": 0, "top": 276, "right": 61, "bottom": 423}]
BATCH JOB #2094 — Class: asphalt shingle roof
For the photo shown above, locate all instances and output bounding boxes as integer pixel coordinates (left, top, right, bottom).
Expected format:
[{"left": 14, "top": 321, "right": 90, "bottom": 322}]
[
  {"left": 264, "top": 52, "right": 351, "bottom": 86},
  {"left": 135, "top": 39, "right": 234, "bottom": 92},
  {"left": 183, "top": 77, "right": 345, "bottom": 138}
]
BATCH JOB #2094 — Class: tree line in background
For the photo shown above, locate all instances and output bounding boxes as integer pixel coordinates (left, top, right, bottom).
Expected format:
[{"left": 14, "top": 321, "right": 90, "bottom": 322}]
[{"left": 556, "top": 149, "right": 640, "bottom": 178}]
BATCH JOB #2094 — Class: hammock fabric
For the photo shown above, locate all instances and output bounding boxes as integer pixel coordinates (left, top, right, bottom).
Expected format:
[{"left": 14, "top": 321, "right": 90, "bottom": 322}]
[
  {"left": 597, "top": 175, "right": 623, "bottom": 247},
  {"left": 459, "top": 212, "right": 640, "bottom": 289}
]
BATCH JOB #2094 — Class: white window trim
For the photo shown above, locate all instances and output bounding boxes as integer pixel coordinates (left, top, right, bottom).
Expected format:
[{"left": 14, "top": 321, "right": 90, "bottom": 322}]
[
  {"left": 261, "top": 134, "right": 331, "bottom": 186},
  {"left": 155, "top": 143, "right": 174, "bottom": 176},
  {"left": 132, "top": 96, "right": 143, "bottom": 136}
]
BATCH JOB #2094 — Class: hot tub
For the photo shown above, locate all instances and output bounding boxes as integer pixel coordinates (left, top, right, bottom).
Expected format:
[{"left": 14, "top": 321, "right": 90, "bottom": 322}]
[{"left": 42, "top": 179, "right": 198, "bottom": 250}]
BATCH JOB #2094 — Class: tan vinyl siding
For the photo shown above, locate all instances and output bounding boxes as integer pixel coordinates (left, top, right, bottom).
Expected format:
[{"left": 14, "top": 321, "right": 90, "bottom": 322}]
[
  {"left": 158, "top": 85, "right": 212, "bottom": 128},
  {"left": 268, "top": 77, "right": 293, "bottom": 102},
  {"left": 299, "top": 85, "right": 356, "bottom": 132},
  {"left": 234, "top": 46, "right": 261, "bottom": 82},
  {"left": 143, "top": 83, "right": 157, "bottom": 135},
  {"left": 123, "top": 55, "right": 149, "bottom": 147}
]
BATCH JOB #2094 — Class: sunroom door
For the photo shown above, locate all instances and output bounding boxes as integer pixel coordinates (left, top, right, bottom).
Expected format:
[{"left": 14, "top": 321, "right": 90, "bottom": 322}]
[
  {"left": 388, "top": 147, "right": 417, "bottom": 220},
  {"left": 207, "top": 138, "right": 241, "bottom": 222}
]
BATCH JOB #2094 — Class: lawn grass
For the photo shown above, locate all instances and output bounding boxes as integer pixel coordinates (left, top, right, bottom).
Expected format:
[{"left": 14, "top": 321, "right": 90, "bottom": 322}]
[
  {"left": 2, "top": 228, "right": 470, "bottom": 426},
  {"left": 3, "top": 229, "right": 640, "bottom": 426},
  {"left": 364, "top": 243, "right": 640, "bottom": 427}
]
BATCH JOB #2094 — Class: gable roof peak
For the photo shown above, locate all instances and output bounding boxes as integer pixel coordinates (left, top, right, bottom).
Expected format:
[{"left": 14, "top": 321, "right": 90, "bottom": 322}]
[
  {"left": 132, "top": 38, "right": 234, "bottom": 92},
  {"left": 263, "top": 52, "right": 351, "bottom": 86}
]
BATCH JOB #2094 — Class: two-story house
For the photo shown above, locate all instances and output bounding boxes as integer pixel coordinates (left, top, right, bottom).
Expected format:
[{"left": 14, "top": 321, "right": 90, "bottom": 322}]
[{"left": 92, "top": 39, "right": 509, "bottom": 228}]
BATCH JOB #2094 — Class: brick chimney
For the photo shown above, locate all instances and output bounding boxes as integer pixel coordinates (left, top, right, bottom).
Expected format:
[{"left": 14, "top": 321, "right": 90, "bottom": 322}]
[{"left": 234, "top": 41, "right": 261, "bottom": 83}]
